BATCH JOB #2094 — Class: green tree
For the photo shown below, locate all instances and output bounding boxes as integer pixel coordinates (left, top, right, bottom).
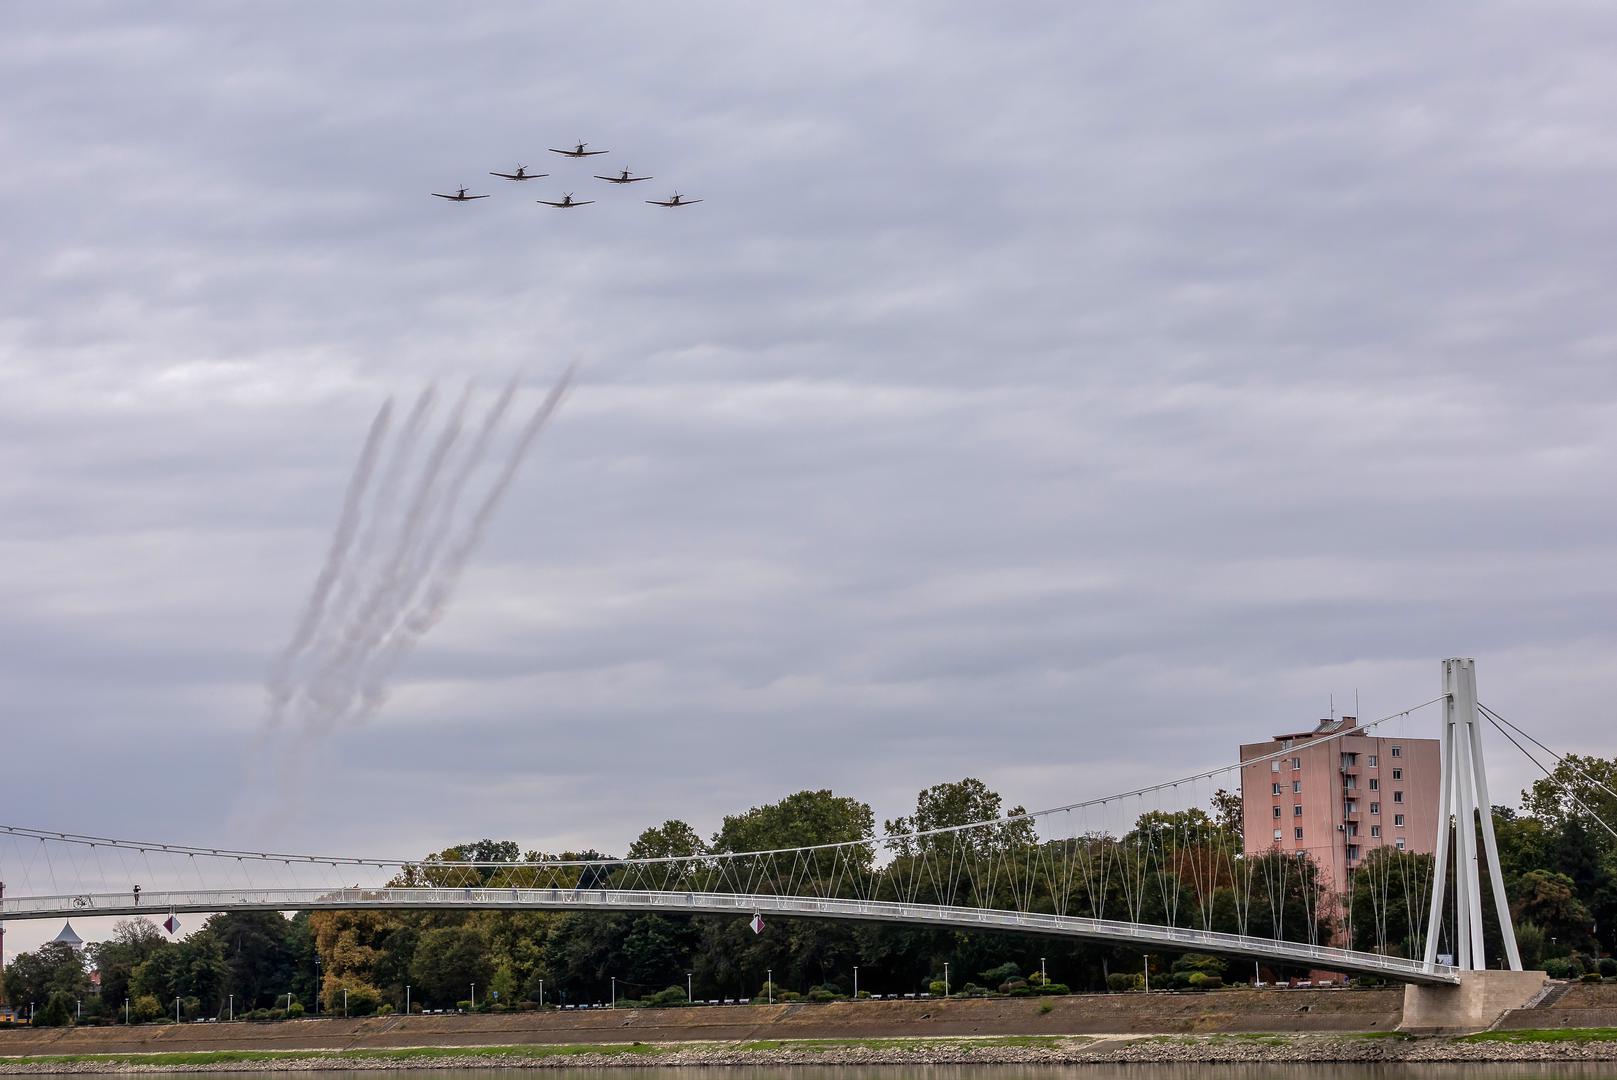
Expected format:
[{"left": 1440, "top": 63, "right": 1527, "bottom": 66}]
[
  {"left": 409, "top": 925, "right": 493, "bottom": 1007},
  {"left": 89, "top": 919, "right": 171, "bottom": 1010},
  {"left": 1511, "top": 869, "right": 1596, "bottom": 952},
  {"left": 2, "top": 943, "right": 90, "bottom": 1008},
  {"left": 884, "top": 778, "right": 1035, "bottom": 859},
  {"left": 36, "top": 991, "right": 76, "bottom": 1027},
  {"left": 206, "top": 911, "right": 295, "bottom": 1009}
]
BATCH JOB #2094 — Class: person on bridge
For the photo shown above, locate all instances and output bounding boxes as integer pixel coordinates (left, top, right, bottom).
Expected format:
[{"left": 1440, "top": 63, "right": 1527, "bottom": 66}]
[{"left": 132, "top": 884, "right": 140, "bottom": 906}]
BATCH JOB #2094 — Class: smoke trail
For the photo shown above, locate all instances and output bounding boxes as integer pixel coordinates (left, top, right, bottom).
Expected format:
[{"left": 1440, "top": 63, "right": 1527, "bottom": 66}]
[
  {"left": 297, "top": 385, "right": 473, "bottom": 734},
  {"left": 315, "top": 385, "right": 438, "bottom": 660},
  {"left": 355, "top": 366, "right": 575, "bottom": 718},
  {"left": 263, "top": 398, "right": 394, "bottom": 726}
]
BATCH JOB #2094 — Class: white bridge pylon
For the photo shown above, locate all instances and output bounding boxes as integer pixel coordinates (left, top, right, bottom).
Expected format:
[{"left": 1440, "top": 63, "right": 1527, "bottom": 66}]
[{"left": 0, "top": 887, "right": 1458, "bottom": 984}]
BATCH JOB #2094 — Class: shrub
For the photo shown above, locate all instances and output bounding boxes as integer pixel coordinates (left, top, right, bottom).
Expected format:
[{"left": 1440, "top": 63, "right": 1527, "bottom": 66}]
[
  {"left": 1172, "top": 953, "right": 1228, "bottom": 978},
  {"left": 286, "top": 1002, "right": 305, "bottom": 1018},
  {"left": 1036, "top": 982, "right": 1071, "bottom": 996},
  {"left": 647, "top": 987, "right": 689, "bottom": 1008},
  {"left": 1581, "top": 972, "right": 1604, "bottom": 983},
  {"left": 1187, "top": 972, "right": 1224, "bottom": 990},
  {"left": 979, "top": 962, "right": 1022, "bottom": 985},
  {"left": 37, "top": 993, "right": 76, "bottom": 1028},
  {"left": 131, "top": 995, "right": 163, "bottom": 1023},
  {"left": 1600, "top": 958, "right": 1617, "bottom": 979},
  {"left": 928, "top": 980, "right": 947, "bottom": 997},
  {"left": 1106, "top": 973, "right": 1140, "bottom": 994},
  {"left": 806, "top": 988, "right": 839, "bottom": 1002},
  {"left": 1038, "top": 1001, "right": 1054, "bottom": 1014},
  {"left": 1545, "top": 957, "right": 1577, "bottom": 979}
]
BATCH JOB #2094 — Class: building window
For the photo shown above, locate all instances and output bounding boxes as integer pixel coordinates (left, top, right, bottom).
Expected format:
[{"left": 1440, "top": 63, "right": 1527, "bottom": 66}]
[
  {"left": 1294, "top": 804, "right": 1304, "bottom": 817},
  {"left": 1369, "top": 778, "right": 1379, "bottom": 791},
  {"left": 1341, "top": 752, "right": 1357, "bottom": 767},
  {"left": 1292, "top": 779, "right": 1302, "bottom": 794},
  {"left": 1396, "top": 837, "right": 1407, "bottom": 850},
  {"left": 1291, "top": 757, "right": 1302, "bottom": 770},
  {"left": 1371, "top": 825, "right": 1382, "bottom": 837},
  {"left": 1370, "top": 801, "right": 1380, "bottom": 815},
  {"left": 1271, "top": 782, "right": 1282, "bottom": 796},
  {"left": 1368, "top": 755, "right": 1378, "bottom": 767},
  {"left": 1346, "top": 823, "right": 1358, "bottom": 837},
  {"left": 1392, "top": 768, "right": 1403, "bottom": 781},
  {"left": 1391, "top": 745, "right": 1402, "bottom": 757},
  {"left": 1346, "top": 800, "right": 1358, "bottom": 814},
  {"left": 1393, "top": 790, "right": 1404, "bottom": 804},
  {"left": 1274, "top": 829, "right": 1283, "bottom": 841},
  {"left": 1273, "top": 806, "right": 1282, "bottom": 818},
  {"left": 1395, "top": 814, "right": 1406, "bottom": 827},
  {"left": 1271, "top": 759, "right": 1281, "bottom": 773},
  {"left": 1294, "top": 827, "right": 1304, "bottom": 840},
  {"left": 1347, "top": 844, "right": 1361, "bottom": 860}
]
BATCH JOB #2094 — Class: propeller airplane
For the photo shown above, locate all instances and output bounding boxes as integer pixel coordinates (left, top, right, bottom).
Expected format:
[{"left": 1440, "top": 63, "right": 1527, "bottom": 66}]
[
  {"left": 537, "top": 193, "right": 595, "bottom": 208},
  {"left": 432, "top": 187, "right": 490, "bottom": 201},
  {"left": 646, "top": 192, "right": 703, "bottom": 207},
  {"left": 596, "top": 168, "right": 652, "bottom": 184},
  {"left": 549, "top": 141, "right": 609, "bottom": 158},
  {"left": 490, "top": 165, "right": 547, "bottom": 181}
]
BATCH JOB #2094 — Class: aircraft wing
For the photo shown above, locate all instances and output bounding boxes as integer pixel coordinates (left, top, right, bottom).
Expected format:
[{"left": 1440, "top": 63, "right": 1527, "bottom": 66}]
[
  {"left": 464, "top": 194, "right": 490, "bottom": 199},
  {"left": 571, "top": 199, "right": 596, "bottom": 205}
]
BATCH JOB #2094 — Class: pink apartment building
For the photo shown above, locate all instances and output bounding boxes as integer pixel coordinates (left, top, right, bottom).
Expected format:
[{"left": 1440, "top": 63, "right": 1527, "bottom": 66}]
[{"left": 1239, "top": 716, "right": 1440, "bottom": 890}]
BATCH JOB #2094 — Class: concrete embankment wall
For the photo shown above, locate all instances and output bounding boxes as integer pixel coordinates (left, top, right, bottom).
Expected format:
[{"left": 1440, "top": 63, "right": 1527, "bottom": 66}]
[
  {"left": 1497, "top": 982, "right": 1617, "bottom": 1030},
  {"left": 0, "top": 989, "right": 1404, "bottom": 1056}
]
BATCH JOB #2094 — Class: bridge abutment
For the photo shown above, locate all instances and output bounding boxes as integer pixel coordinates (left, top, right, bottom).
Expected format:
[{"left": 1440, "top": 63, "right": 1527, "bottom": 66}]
[{"left": 1399, "top": 970, "right": 1549, "bottom": 1034}]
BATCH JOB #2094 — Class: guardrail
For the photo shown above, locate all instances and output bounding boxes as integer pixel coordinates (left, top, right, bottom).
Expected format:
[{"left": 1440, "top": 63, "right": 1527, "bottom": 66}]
[{"left": 1, "top": 887, "right": 1459, "bottom": 984}]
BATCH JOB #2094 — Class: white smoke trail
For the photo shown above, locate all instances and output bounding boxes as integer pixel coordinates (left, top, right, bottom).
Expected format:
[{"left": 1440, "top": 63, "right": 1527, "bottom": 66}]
[
  {"left": 297, "top": 385, "right": 473, "bottom": 734},
  {"left": 355, "top": 366, "right": 574, "bottom": 719},
  {"left": 263, "top": 398, "right": 394, "bottom": 727}
]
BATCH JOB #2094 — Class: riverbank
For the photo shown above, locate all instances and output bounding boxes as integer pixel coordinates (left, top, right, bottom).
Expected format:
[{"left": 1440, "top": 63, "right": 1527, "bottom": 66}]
[{"left": 5, "top": 1031, "right": 1617, "bottom": 1072}]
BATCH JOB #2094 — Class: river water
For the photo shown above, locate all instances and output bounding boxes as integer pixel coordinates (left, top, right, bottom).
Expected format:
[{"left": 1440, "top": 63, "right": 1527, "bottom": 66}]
[{"left": 173, "top": 1069, "right": 1617, "bottom": 1080}]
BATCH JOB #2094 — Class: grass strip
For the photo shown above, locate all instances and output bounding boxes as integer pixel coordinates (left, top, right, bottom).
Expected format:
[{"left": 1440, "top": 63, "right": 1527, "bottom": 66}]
[{"left": 1461, "top": 1028, "right": 1617, "bottom": 1044}]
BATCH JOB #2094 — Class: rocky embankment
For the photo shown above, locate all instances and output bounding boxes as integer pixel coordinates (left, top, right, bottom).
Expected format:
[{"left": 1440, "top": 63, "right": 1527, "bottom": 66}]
[{"left": 5, "top": 1035, "right": 1617, "bottom": 1073}]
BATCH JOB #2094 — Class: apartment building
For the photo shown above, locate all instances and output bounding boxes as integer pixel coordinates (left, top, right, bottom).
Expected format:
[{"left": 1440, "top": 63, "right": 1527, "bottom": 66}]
[{"left": 1239, "top": 715, "right": 1439, "bottom": 889}]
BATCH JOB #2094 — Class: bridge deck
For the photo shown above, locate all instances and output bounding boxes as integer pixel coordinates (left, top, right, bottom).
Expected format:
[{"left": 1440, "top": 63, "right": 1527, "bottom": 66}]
[{"left": 1, "top": 887, "right": 1458, "bottom": 985}]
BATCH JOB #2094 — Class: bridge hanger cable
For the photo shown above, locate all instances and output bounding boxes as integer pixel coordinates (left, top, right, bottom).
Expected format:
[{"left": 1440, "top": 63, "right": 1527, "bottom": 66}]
[
  {"left": 1479, "top": 702, "right": 1617, "bottom": 805},
  {"left": 0, "top": 696, "right": 1446, "bottom": 872},
  {"left": 1480, "top": 709, "right": 1617, "bottom": 844}
]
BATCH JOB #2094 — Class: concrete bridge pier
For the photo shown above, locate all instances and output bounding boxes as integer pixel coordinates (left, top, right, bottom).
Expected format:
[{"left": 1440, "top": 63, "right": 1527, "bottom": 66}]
[{"left": 1399, "top": 970, "right": 1550, "bottom": 1033}]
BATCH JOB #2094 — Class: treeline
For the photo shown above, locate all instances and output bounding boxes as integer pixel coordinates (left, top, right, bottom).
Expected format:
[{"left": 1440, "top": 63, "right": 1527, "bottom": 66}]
[{"left": 3, "top": 760, "right": 1613, "bottom": 1023}]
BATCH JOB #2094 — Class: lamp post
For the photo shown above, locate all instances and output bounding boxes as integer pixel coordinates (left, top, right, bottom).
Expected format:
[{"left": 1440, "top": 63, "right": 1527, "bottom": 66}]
[
  {"left": 766, "top": 969, "right": 773, "bottom": 1005},
  {"left": 405, "top": 986, "right": 411, "bottom": 1016},
  {"left": 944, "top": 962, "right": 950, "bottom": 998},
  {"left": 342, "top": 988, "right": 348, "bottom": 1018},
  {"left": 853, "top": 966, "right": 859, "bottom": 1000},
  {"left": 470, "top": 983, "right": 476, "bottom": 1010},
  {"left": 686, "top": 972, "right": 692, "bottom": 1003},
  {"left": 228, "top": 994, "right": 234, "bottom": 1022},
  {"left": 1143, "top": 956, "right": 1150, "bottom": 993},
  {"left": 124, "top": 999, "right": 130, "bottom": 1025},
  {"left": 314, "top": 956, "right": 321, "bottom": 1016},
  {"left": 610, "top": 977, "right": 615, "bottom": 1010},
  {"left": 537, "top": 980, "right": 543, "bottom": 1009},
  {"left": 1040, "top": 957, "right": 1046, "bottom": 987}
]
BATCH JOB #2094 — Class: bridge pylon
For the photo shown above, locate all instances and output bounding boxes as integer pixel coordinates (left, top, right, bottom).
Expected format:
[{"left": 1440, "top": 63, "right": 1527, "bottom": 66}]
[{"left": 1422, "top": 658, "right": 1521, "bottom": 971}]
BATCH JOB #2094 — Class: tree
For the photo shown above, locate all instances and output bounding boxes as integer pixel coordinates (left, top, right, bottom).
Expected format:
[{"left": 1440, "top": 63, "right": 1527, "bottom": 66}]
[
  {"left": 713, "top": 789, "right": 874, "bottom": 861},
  {"left": 1511, "top": 869, "right": 1596, "bottom": 952},
  {"left": 89, "top": 920, "right": 171, "bottom": 1010},
  {"left": 36, "top": 991, "right": 76, "bottom": 1027},
  {"left": 1210, "top": 789, "right": 1243, "bottom": 844},
  {"left": 884, "top": 778, "right": 1035, "bottom": 859},
  {"left": 206, "top": 911, "right": 295, "bottom": 1009},
  {"left": 409, "top": 925, "right": 492, "bottom": 1007},
  {"left": 2, "top": 943, "right": 89, "bottom": 1008}
]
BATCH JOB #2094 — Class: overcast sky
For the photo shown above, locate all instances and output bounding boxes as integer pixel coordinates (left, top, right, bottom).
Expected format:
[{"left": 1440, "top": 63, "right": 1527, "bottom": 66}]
[{"left": 4, "top": 2, "right": 1616, "bottom": 955}]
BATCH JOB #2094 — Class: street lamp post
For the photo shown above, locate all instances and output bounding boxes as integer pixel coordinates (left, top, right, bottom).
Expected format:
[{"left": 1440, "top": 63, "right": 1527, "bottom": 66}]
[
  {"left": 610, "top": 977, "right": 616, "bottom": 1010},
  {"left": 1040, "top": 957, "right": 1046, "bottom": 987},
  {"left": 405, "top": 986, "right": 411, "bottom": 1015},
  {"left": 853, "top": 966, "right": 859, "bottom": 1000},
  {"left": 766, "top": 969, "right": 773, "bottom": 1005},
  {"left": 537, "top": 980, "right": 543, "bottom": 1008},
  {"left": 229, "top": 994, "right": 234, "bottom": 1022},
  {"left": 342, "top": 988, "right": 348, "bottom": 1018},
  {"left": 686, "top": 972, "right": 692, "bottom": 1003},
  {"left": 470, "top": 983, "right": 476, "bottom": 1010},
  {"left": 314, "top": 956, "right": 321, "bottom": 1016},
  {"left": 944, "top": 962, "right": 950, "bottom": 998},
  {"left": 124, "top": 999, "right": 130, "bottom": 1025}
]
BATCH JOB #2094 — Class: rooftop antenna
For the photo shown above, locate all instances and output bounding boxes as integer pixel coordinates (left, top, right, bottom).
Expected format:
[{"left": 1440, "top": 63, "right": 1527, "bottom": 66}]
[
  {"left": 1354, "top": 688, "right": 1360, "bottom": 722},
  {"left": 1330, "top": 693, "right": 1335, "bottom": 720}
]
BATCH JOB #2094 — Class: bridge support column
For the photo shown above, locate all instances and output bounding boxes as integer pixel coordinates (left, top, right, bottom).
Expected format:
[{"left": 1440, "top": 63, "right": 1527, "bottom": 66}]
[
  {"left": 1421, "top": 658, "right": 1522, "bottom": 971},
  {"left": 1399, "top": 969, "right": 1548, "bottom": 1034}
]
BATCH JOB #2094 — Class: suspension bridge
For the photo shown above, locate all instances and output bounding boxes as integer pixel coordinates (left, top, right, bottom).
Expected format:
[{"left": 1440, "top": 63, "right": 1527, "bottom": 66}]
[{"left": 3, "top": 659, "right": 1604, "bottom": 989}]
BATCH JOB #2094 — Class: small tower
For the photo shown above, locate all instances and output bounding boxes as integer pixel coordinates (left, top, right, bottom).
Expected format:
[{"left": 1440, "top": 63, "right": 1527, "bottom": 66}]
[{"left": 52, "top": 921, "right": 85, "bottom": 952}]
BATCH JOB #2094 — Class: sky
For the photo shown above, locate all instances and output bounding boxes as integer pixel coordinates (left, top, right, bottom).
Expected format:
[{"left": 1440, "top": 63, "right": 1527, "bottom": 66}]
[{"left": 3, "top": 2, "right": 1617, "bottom": 956}]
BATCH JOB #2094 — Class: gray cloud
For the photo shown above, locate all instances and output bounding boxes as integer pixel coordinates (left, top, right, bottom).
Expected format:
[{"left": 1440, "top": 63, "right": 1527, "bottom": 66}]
[{"left": 3, "top": 1, "right": 1617, "bottom": 954}]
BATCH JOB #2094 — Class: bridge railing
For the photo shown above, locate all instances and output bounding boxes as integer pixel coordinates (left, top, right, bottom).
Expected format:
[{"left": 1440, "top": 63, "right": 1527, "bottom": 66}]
[{"left": 0, "top": 886, "right": 1458, "bottom": 984}]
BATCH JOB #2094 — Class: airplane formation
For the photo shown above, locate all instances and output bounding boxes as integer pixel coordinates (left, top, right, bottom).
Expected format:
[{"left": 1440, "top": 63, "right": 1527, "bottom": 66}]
[{"left": 432, "top": 141, "right": 703, "bottom": 209}]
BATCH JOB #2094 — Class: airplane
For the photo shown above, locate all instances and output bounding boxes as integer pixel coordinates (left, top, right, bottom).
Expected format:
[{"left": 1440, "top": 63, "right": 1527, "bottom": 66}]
[
  {"left": 490, "top": 165, "right": 548, "bottom": 181},
  {"left": 646, "top": 192, "right": 703, "bottom": 207},
  {"left": 549, "top": 141, "right": 609, "bottom": 158},
  {"left": 432, "top": 187, "right": 490, "bottom": 201},
  {"left": 537, "top": 193, "right": 594, "bottom": 208},
  {"left": 595, "top": 168, "right": 652, "bottom": 184}
]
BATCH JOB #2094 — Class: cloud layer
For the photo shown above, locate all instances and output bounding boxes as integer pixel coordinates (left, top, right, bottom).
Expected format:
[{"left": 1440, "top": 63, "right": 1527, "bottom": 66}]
[{"left": 2, "top": 3, "right": 1615, "bottom": 955}]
